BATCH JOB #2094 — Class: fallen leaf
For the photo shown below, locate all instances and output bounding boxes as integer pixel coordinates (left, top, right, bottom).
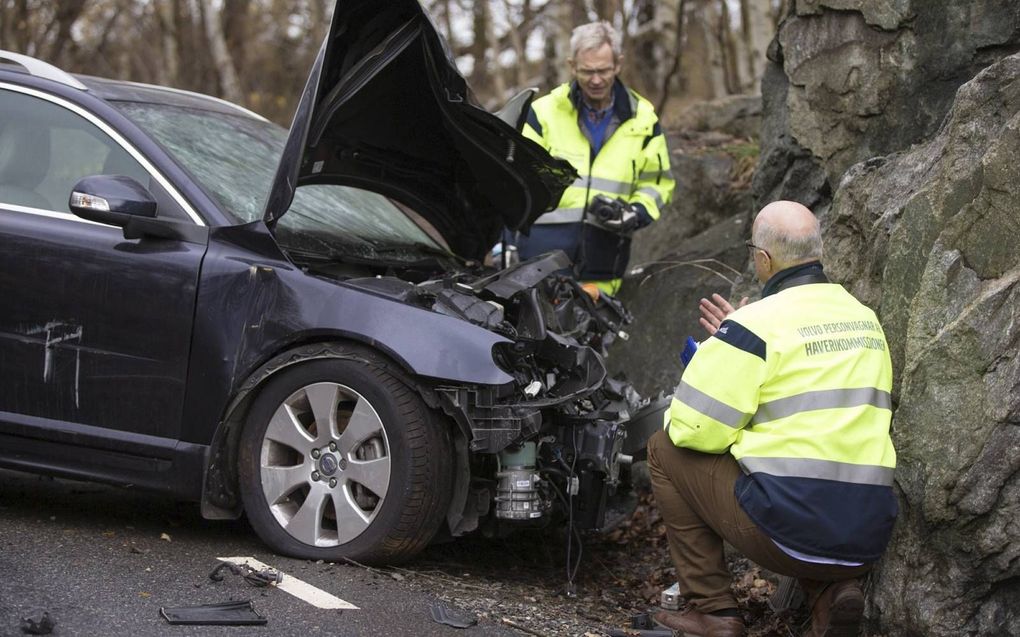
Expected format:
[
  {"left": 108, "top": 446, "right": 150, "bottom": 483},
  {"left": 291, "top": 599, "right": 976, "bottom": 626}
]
[{"left": 159, "top": 532, "right": 171, "bottom": 542}]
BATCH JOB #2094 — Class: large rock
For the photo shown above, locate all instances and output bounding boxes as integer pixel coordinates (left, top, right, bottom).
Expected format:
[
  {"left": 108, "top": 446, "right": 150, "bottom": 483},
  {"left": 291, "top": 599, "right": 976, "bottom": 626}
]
[
  {"left": 631, "top": 131, "right": 756, "bottom": 270},
  {"left": 619, "top": 130, "right": 757, "bottom": 398},
  {"left": 823, "top": 52, "right": 1020, "bottom": 637},
  {"left": 620, "top": 6, "right": 1020, "bottom": 633},
  {"left": 670, "top": 95, "right": 763, "bottom": 140},
  {"left": 754, "top": 1, "right": 1020, "bottom": 210},
  {"left": 611, "top": 211, "right": 753, "bottom": 398}
]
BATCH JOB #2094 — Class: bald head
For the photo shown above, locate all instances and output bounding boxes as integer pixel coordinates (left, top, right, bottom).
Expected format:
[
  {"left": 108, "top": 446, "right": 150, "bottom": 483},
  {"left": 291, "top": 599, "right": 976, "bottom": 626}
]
[{"left": 750, "top": 200, "right": 823, "bottom": 281}]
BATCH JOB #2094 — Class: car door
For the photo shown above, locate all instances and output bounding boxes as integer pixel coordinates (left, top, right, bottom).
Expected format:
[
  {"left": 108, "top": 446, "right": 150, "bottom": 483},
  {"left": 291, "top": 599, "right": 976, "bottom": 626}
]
[{"left": 0, "top": 84, "right": 206, "bottom": 443}]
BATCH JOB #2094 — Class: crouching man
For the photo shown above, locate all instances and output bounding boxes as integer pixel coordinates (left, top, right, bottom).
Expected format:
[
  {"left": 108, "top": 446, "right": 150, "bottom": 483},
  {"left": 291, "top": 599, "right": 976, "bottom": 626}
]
[{"left": 648, "top": 200, "right": 898, "bottom": 637}]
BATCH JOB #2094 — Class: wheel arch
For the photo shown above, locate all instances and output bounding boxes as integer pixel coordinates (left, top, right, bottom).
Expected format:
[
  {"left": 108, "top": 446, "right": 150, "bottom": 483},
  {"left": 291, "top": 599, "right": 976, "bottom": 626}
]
[{"left": 199, "top": 338, "right": 467, "bottom": 521}]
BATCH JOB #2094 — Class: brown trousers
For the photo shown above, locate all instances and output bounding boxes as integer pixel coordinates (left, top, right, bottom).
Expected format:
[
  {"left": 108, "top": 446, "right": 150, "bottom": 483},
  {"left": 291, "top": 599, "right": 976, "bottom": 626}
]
[{"left": 647, "top": 430, "right": 871, "bottom": 612}]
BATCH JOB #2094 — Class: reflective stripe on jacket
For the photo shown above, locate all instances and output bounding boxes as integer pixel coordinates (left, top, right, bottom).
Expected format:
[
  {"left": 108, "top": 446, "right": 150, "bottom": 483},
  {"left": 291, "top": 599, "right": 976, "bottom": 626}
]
[
  {"left": 666, "top": 274, "right": 897, "bottom": 562},
  {"left": 515, "top": 81, "right": 674, "bottom": 280}
]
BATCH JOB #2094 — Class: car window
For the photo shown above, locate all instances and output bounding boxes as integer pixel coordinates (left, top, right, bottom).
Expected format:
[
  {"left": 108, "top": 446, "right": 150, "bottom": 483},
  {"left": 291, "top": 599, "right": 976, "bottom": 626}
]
[
  {"left": 0, "top": 88, "right": 188, "bottom": 220},
  {"left": 115, "top": 101, "right": 443, "bottom": 257}
]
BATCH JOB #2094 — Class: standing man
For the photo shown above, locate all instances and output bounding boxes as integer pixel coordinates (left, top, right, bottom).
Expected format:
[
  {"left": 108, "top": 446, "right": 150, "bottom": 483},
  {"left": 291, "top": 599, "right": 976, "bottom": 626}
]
[
  {"left": 503, "top": 20, "right": 675, "bottom": 295},
  {"left": 648, "top": 201, "right": 898, "bottom": 637}
]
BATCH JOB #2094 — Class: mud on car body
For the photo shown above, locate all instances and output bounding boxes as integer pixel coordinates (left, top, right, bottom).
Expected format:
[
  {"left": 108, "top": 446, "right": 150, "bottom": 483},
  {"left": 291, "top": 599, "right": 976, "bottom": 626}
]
[{"left": 0, "top": 0, "right": 667, "bottom": 564}]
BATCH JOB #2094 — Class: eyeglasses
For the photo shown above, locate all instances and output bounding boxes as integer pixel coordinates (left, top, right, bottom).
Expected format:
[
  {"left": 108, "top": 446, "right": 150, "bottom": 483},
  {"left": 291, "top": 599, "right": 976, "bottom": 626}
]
[
  {"left": 745, "top": 241, "right": 770, "bottom": 259},
  {"left": 575, "top": 67, "right": 616, "bottom": 81}
]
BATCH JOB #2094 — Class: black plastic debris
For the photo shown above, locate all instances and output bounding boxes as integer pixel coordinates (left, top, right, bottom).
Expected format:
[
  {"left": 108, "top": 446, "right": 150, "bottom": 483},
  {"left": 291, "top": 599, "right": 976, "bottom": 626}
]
[
  {"left": 160, "top": 600, "right": 267, "bottom": 626},
  {"left": 244, "top": 569, "right": 283, "bottom": 588},
  {"left": 20, "top": 610, "right": 54, "bottom": 635},
  {"left": 208, "top": 561, "right": 243, "bottom": 582},
  {"left": 428, "top": 603, "right": 478, "bottom": 629},
  {"left": 208, "top": 561, "right": 282, "bottom": 588}
]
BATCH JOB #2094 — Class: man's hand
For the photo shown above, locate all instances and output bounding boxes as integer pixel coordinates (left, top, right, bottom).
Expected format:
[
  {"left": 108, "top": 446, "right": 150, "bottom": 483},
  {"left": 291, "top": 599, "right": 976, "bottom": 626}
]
[
  {"left": 589, "top": 195, "right": 640, "bottom": 235},
  {"left": 698, "top": 293, "right": 749, "bottom": 336}
]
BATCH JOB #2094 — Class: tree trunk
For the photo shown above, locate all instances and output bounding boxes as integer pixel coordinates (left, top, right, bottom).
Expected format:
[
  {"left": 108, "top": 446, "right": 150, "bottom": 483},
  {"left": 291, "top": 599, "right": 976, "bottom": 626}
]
[
  {"left": 46, "top": 0, "right": 87, "bottom": 65},
  {"left": 499, "top": 0, "right": 528, "bottom": 89},
  {"left": 543, "top": 0, "right": 579, "bottom": 89},
  {"left": 718, "top": 0, "right": 741, "bottom": 94},
  {"left": 202, "top": 1, "right": 243, "bottom": 103},
  {"left": 657, "top": 0, "right": 687, "bottom": 114},
  {"left": 469, "top": 0, "right": 492, "bottom": 95},
  {"left": 682, "top": 0, "right": 727, "bottom": 100},
  {"left": 222, "top": 0, "right": 250, "bottom": 80},
  {"left": 154, "top": 0, "right": 180, "bottom": 86},
  {"left": 629, "top": 0, "right": 661, "bottom": 99},
  {"left": 739, "top": 0, "right": 772, "bottom": 93}
]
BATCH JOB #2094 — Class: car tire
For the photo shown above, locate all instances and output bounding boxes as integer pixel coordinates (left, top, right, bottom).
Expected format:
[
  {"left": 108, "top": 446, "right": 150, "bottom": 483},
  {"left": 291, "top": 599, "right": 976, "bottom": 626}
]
[{"left": 238, "top": 353, "right": 452, "bottom": 563}]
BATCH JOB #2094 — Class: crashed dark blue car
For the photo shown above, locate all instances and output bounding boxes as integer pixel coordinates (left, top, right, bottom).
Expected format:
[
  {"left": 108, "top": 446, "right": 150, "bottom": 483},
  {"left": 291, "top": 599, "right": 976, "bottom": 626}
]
[{"left": 0, "top": 0, "right": 665, "bottom": 563}]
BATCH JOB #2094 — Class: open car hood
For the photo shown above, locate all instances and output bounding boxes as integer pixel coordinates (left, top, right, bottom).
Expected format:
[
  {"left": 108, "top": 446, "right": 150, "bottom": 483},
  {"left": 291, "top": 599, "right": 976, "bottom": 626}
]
[{"left": 262, "top": 0, "right": 575, "bottom": 260}]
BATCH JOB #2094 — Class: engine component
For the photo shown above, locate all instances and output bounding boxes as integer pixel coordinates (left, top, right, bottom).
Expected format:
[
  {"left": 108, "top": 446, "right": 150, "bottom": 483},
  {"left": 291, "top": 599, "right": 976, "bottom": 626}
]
[{"left": 494, "top": 443, "right": 546, "bottom": 520}]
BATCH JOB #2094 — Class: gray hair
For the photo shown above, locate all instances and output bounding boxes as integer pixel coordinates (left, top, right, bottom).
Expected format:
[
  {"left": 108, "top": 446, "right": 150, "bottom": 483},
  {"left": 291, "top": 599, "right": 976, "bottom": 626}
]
[
  {"left": 752, "top": 214, "right": 823, "bottom": 268},
  {"left": 570, "top": 21, "right": 622, "bottom": 60}
]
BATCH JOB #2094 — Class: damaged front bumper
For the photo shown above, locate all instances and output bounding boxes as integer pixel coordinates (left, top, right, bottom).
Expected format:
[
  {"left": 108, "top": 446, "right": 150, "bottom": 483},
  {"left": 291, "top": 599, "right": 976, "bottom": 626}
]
[{"left": 419, "top": 252, "right": 670, "bottom": 536}]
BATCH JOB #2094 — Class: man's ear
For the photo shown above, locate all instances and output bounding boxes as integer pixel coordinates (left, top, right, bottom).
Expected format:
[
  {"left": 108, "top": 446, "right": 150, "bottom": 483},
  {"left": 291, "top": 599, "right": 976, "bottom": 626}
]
[
  {"left": 615, "top": 55, "right": 624, "bottom": 70},
  {"left": 567, "top": 57, "right": 576, "bottom": 76}
]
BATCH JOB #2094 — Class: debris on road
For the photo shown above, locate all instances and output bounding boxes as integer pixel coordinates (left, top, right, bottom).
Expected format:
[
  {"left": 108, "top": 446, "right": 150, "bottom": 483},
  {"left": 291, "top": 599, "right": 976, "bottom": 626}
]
[
  {"left": 217, "top": 557, "right": 358, "bottom": 610},
  {"left": 208, "top": 561, "right": 282, "bottom": 588},
  {"left": 159, "top": 600, "right": 267, "bottom": 626},
  {"left": 500, "top": 617, "right": 548, "bottom": 636},
  {"left": 428, "top": 602, "right": 478, "bottom": 629},
  {"left": 19, "top": 610, "right": 54, "bottom": 635},
  {"left": 405, "top": 490, "right": 808, "bottom": 636}
]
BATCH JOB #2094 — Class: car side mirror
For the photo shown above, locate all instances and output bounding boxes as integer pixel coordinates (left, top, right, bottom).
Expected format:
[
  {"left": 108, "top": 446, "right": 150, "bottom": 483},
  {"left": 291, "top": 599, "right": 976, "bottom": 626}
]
[
  {"left": 69, "top": 174, "right": 157, "bottom": 226},
  {"left": 69, "top": 174, "right": 208, "bottom": 244}
]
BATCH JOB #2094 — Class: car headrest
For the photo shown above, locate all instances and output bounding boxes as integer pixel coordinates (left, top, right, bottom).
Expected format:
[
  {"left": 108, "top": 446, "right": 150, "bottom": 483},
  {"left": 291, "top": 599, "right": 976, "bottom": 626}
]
[{"left": 0, "top": 124, "right": 51, "bottom": 189}]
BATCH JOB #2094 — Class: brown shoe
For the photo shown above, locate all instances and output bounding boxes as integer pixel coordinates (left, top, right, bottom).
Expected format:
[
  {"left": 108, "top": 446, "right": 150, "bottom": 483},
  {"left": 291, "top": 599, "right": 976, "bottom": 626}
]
[
  {"left": 652, "top": 609, "right": 745, "bottom": 637},
  {"left": 804, "top": 579, "right": 865, "bottom": 637}
]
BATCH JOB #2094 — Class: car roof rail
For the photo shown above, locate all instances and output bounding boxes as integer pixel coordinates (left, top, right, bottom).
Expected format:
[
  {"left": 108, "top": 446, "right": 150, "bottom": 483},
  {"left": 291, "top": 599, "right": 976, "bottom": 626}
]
[{"left": 0, "top": 50, "right": 87, "bottom": 90}]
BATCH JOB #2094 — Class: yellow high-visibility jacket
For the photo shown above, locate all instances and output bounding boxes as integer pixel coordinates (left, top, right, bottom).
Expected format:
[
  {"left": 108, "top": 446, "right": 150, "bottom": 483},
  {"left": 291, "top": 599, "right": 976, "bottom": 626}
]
[
  {"left": 511, "top": 81, "right": 674, "bottom": 287},
  {"left": 666, "top": 263, "right": 898, "bottom": 562}
]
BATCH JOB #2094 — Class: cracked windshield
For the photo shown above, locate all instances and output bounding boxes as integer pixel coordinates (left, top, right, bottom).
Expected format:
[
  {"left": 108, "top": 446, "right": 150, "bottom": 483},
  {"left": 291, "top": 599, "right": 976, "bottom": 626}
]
[{"left": 115, "top": 101, "right": 442, "bottom": 261}]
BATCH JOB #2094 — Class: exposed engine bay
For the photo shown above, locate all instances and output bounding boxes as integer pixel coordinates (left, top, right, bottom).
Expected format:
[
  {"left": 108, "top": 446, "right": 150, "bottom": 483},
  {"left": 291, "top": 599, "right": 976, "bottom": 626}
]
[{"left": 339, "top": 251, "right": 670, "bottom": 538}]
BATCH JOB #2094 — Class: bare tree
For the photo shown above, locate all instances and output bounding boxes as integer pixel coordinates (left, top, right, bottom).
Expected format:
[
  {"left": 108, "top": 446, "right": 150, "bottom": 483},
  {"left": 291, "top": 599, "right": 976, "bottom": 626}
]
[
  {"left": 499, "top": 0, "right": 528, "bottom": 88},
  {"left": 3, "top": 0, "right": 777, "bottom": 124},
  {"left": 656, "top": 0, "right": 687, "bottom": 113},
  {"left": 683, "top": 0, "right": 727, "bottom": 100},
  {"left": 154, "top": 0, "right": 180, "bottom": 86},
  {"left": 717, "top": 0, "right": 741, "bottom": 94},
  {"left": 739, "top": 0, "right": 772, "bottom": 92},
  {"left": 202, "top": 1, "right": 243, "bottom": 103},
  {"left": 0, "top": 0, "right": 33, "bottom": 54}
]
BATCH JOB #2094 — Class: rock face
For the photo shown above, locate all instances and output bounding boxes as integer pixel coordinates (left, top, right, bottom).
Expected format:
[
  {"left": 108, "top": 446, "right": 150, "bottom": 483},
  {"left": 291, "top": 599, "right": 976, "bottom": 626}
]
[
  {"left": 618, "top": 3, "right": 1020, "bottom": 635},
  {"left": 629, "top": 132, "right": 755, "bottom": 272},
  {"left": 824, "top": 52, "right": 1020, "bottom": 637},
  {"left": 754, "top": 1, "right": 1020, "bottom": 211},
  {"left": 670, "top": 95, "right": 763, "bottom": 140},
  {"left": 750, "top": 3, "right": 1020, "bottom": 634}
]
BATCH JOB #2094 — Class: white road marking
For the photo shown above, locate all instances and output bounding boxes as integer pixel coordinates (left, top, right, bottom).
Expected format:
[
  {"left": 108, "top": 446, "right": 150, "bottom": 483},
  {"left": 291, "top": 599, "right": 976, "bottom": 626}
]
[{"left": 217, "top": 556, "right": 359, "bottom": 610}]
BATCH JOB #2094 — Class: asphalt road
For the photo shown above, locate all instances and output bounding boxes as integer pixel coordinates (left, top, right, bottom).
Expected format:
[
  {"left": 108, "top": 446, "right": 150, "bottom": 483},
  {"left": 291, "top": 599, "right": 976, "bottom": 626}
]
[{"left": 0, "top": 469, "right": 524, "bottom": 637}]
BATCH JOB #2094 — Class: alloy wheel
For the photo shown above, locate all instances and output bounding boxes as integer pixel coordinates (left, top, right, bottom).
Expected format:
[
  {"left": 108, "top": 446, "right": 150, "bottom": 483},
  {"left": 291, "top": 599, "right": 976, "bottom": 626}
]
[{"left": 258, "top": 382, "right": 391, "bottom": 547}]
